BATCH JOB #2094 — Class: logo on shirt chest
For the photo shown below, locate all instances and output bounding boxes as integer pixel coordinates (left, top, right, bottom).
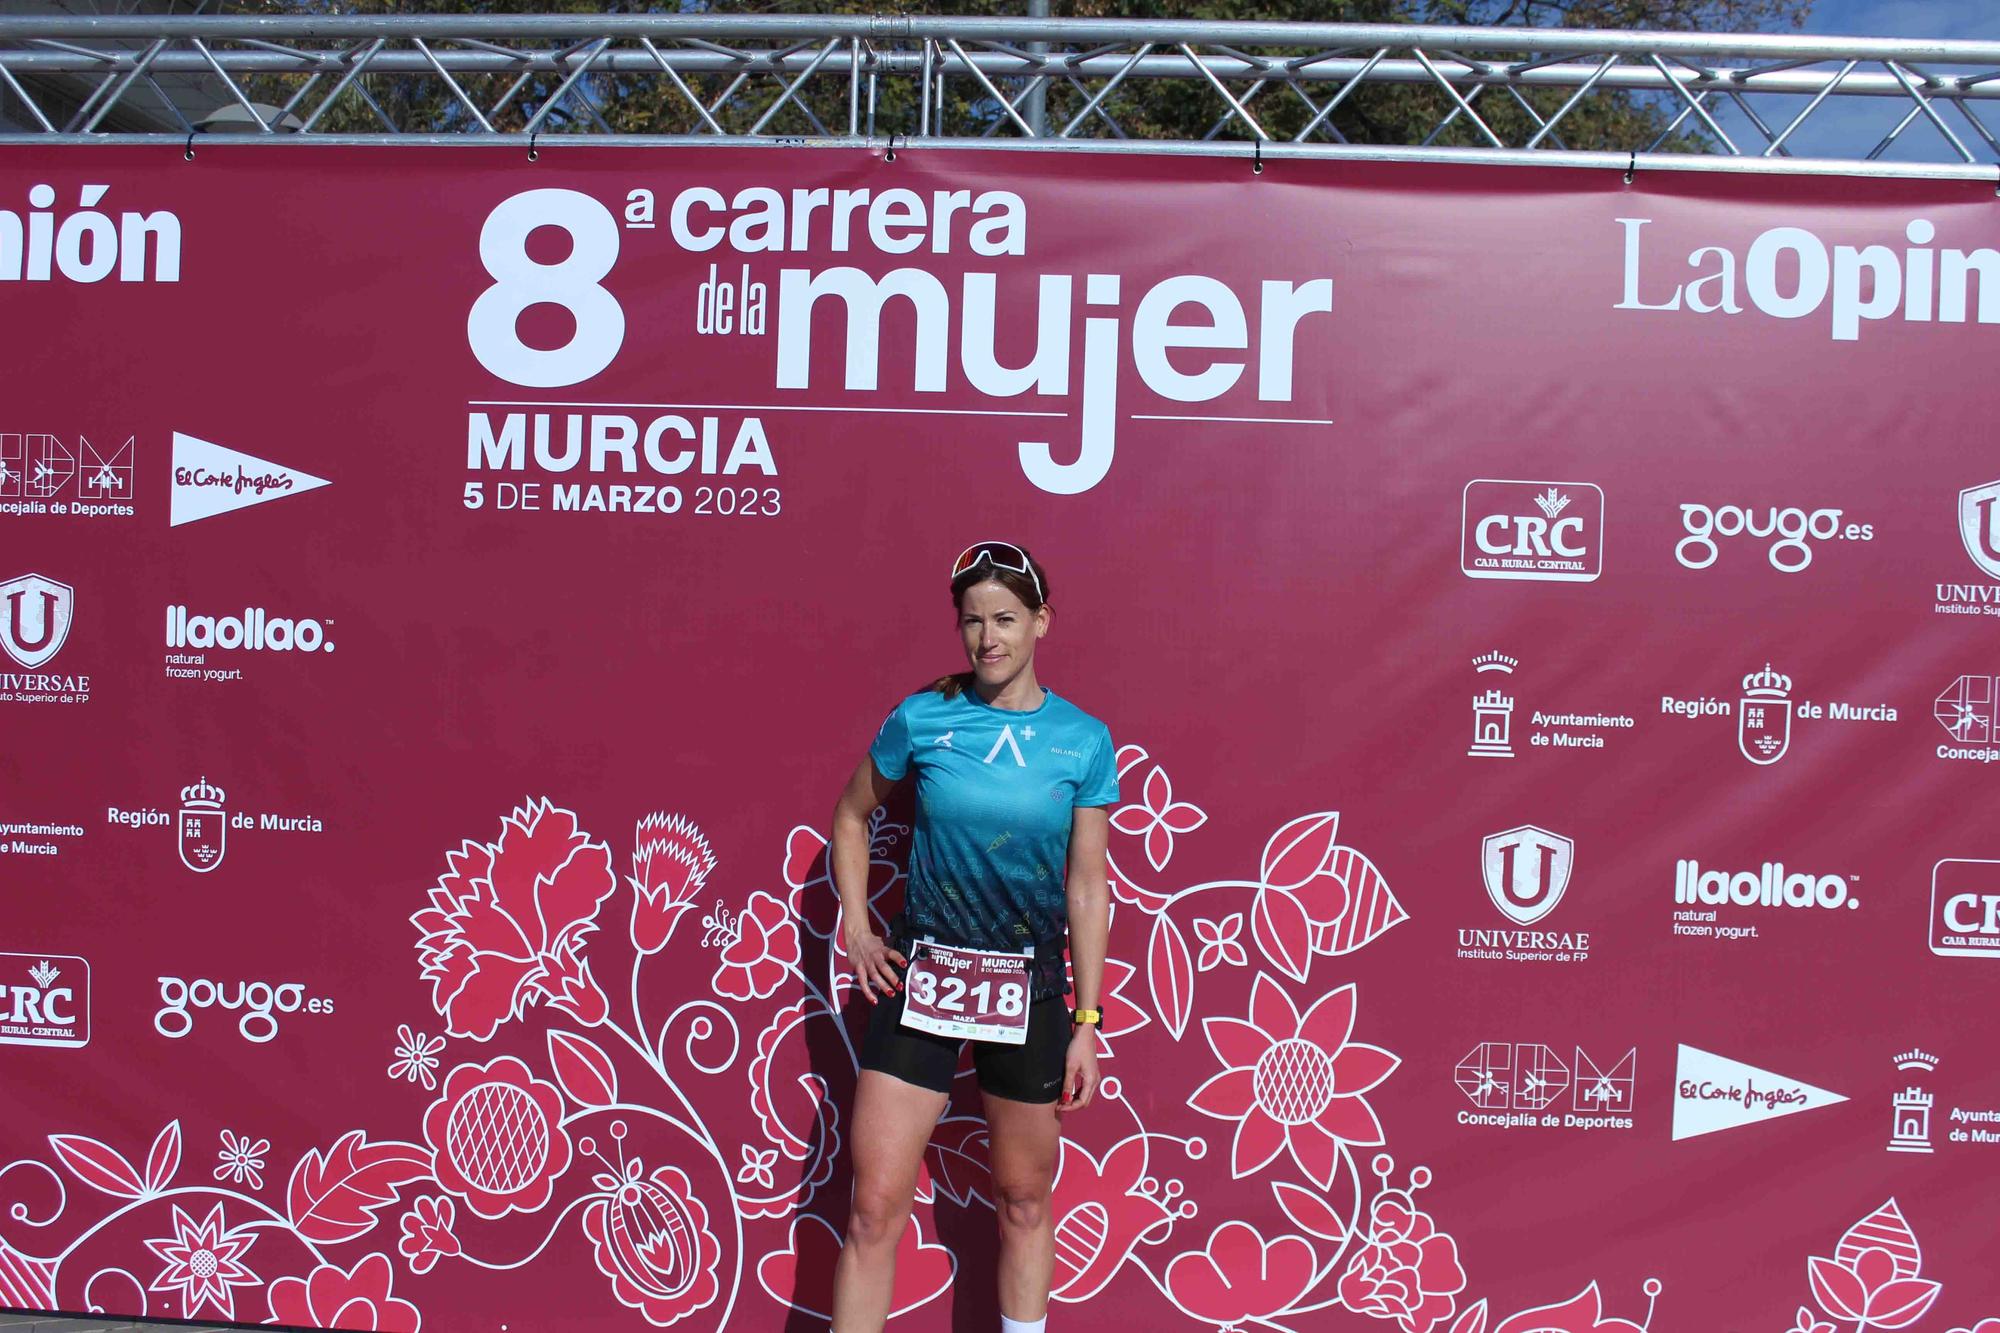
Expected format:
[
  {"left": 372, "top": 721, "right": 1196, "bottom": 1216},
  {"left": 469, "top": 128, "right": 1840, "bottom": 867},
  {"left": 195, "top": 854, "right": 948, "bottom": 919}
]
[{"left": 984, "top": 723, "right": 1030, "bottom": 767}]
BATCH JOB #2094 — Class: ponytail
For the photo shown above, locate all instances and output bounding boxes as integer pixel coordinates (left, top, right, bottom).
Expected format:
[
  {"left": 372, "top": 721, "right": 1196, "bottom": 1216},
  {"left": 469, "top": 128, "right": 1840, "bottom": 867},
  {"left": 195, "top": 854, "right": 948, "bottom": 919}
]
[{"left": 927, "top": 671, "right": 974, "bottom": 699}]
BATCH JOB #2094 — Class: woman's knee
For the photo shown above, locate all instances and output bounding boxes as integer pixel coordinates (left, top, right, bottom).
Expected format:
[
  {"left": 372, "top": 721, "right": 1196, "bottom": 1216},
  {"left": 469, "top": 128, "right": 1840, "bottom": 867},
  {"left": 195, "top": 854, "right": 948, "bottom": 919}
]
[
  {"left": 993, "top": 1179, "right": 1050, "bottom": 1232},
  {"left": 846, "top": 1183, "right": 914, "bottom": 1247}
]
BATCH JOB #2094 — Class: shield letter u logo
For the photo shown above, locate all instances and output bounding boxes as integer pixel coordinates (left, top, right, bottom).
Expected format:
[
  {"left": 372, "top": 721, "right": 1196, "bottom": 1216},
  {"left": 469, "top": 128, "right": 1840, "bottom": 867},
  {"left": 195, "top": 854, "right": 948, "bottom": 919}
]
[
  {"left": 1482, "top": 825, "right": 1574, "bottom": 925},
  {"left": 0, "top": 574, "right": 74, "bottom": 670},
  {"left": 1960, "top": 481, "right": 2000, "bottom": 580}
]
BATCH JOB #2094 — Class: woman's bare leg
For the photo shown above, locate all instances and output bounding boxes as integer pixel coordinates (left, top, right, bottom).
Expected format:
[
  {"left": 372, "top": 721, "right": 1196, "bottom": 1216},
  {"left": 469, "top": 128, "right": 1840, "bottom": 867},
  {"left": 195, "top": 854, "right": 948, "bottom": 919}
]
[
  {"left": 831, "top": 1070, "right": 949, "bottom": 1332},
  {"left": 981, "top": 1089, "right": 1064, "bottom": 1326}
]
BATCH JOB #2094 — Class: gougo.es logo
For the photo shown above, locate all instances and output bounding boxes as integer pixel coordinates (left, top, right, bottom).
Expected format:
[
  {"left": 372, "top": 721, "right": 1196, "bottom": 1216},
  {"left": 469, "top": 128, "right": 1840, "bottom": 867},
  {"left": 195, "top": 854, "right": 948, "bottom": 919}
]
[
  {"left": 1676, "top": 503, "right": 1874, "bottom": 573},
  {"left": 154, "top": 976, "right": 333, "bottom": 1043}
]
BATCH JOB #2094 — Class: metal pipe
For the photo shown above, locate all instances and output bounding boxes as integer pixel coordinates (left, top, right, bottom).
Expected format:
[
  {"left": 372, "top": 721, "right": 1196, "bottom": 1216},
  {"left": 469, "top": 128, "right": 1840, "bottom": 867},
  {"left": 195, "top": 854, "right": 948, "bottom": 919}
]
[
  {"left": 8, "top": 14, "right": 2000, "bottom": 67},
  {"left": 4, "top": 49, "right": 1991, "bottom": 104},
  {"left": 2, "top": 128, "right": 1987, "bottom": 180},
  {"left": 1025, "top": 0, "right": 1048, "bottom": 136}
]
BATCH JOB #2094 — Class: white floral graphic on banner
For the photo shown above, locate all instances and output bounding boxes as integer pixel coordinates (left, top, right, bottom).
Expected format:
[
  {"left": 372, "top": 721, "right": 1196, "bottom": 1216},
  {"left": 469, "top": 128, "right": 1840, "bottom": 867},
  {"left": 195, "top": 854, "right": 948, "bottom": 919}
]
[{"left": 5, "top": 745, "right": 1977, "bottom": 1332}]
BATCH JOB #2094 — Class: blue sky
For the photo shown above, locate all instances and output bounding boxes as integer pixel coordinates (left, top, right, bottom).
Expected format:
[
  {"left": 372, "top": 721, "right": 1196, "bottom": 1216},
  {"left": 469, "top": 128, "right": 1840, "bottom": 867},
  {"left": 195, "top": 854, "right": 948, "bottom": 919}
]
[{"left": 1700, "top": 0, "right": 1998, "bottom": 161}]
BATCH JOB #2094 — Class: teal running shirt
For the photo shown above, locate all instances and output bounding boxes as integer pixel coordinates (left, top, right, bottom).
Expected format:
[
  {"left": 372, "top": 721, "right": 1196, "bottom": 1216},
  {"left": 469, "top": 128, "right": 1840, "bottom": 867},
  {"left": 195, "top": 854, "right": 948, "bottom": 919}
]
[{"left": 869, "top": 685, "right": 1119, "bottom": 959}]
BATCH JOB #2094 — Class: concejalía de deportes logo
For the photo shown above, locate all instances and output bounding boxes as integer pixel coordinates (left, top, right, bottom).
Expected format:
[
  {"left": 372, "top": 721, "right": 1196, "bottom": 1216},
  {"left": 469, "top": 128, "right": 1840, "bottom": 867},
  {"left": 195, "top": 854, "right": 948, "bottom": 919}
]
[{"left": 465, "top": 185, "right": 1335, "bottom": 495}]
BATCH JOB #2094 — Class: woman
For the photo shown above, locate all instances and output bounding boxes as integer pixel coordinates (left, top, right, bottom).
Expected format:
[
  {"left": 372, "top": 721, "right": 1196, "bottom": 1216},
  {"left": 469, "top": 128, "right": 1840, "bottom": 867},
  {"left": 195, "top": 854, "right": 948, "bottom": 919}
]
[{"left": 827, "top": 541, "right": 1118, "bottom": 1333}]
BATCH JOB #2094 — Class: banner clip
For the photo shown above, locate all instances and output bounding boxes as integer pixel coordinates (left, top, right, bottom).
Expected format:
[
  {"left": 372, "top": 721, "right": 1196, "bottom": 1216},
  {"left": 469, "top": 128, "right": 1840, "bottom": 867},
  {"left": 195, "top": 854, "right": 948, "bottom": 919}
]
[
  {"left": 1624, "top": 150, "right": 1636, "bottom": 185},
  {"left": 885, "top": 132, "right": 899, "bottom": 163},
  {"left": 1253, "top": 140, "right": 1264, "bottom": 175},
  {"left": 527, "top": 131, "right": 539, "bottom": 163},
  {"left": 183, "top": 131, "right": 195, "bottom": 162}
]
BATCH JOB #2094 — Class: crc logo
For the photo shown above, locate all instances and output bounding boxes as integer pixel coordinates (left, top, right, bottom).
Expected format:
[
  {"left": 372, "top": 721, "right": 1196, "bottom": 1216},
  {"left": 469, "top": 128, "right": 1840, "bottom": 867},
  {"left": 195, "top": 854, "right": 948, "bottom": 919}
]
[
  {"left": 1675, "top": 504, "right": 1872, "bottom": 573},
  {"left": 154, "top": 976, "right": 333, "bottom": 1043},
  {"left": 1962, "top": 481, "right": 2000, "bottom": 580},
  {"left": 0, "top": 573, "right": 73, "bottom": 669},
  {"left": 1461, "top": 480, "right": 1603, "bottom": 583},
  {"left": 1930, "top": 859, "right": 2000, "bottom": 958},
  {"left": 0, "top": 953, "right": 89, "bottom": 1048},
  {"left": 1482, "top": 825, "right": 1574, "bottom": 925}
]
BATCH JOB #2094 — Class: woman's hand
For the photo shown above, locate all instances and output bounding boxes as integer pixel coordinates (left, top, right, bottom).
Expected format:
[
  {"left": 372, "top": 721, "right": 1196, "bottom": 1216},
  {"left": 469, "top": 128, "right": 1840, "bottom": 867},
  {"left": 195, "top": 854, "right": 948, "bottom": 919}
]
[
  {"left": 1059, "top": 1026, "right": 1101, "bottom": 1111},
  {"left": 845, "top": 922, "right": 907, "bottom": 1003}
]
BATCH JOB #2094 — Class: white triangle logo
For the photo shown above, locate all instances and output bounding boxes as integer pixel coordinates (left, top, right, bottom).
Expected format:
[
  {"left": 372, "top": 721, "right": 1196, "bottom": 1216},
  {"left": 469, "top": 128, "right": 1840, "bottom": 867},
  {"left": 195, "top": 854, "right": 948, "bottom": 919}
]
[
  {"left": 170, "top": 431, "right": 330, "bottom": 527},
  {"left": 1671, "top": 1044, "right": 1847, "bottom": 1141},
  {"left": 983, "top": 724, "right": 1027, "bottom": 767}
]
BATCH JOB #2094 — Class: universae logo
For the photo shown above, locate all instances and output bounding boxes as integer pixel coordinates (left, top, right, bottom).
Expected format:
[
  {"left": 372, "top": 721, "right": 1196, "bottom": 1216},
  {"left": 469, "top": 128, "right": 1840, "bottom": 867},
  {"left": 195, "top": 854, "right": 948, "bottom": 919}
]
[
  {"left": 0, "top": 573, "right": 72, "bottom": 669},
  {"left": 1482, "top": 825, "right": 1574, "bottom": 925},
  {"left": 1962, "top": 481, "right": 2000, "bottom": 580}
]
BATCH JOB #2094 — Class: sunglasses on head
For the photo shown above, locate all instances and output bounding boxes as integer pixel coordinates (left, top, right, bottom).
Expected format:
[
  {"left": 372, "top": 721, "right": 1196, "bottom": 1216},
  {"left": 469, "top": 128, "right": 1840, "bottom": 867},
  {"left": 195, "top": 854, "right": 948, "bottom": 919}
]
[{"left": 951, "top": 540, "right": 1043, "bottom": 602}]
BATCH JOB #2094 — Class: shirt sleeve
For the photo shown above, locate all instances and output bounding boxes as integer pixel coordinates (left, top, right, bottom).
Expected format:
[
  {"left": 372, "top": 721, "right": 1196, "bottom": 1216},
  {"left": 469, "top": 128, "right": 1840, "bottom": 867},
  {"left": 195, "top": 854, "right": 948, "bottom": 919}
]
[
  {"left": 1075, "top": 723, "right": 1120, "bottom": 807},
  {"left": 867, "top": 698, "right": 914, "bottom": 781}
]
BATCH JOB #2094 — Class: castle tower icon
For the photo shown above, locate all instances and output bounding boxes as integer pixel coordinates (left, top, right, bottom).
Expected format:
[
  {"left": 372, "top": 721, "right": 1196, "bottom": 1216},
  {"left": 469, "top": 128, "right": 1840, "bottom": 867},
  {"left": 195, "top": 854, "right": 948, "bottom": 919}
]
[
  {"left": 1469, "top": 653, "right": 1519, "bottom": 759},
  {"left": 1887, "top": 1049, "right": 1938, "bottom": 1154},
  {"left": 1889, "top": 1088, "right": 1934, "bottom": 1154}
]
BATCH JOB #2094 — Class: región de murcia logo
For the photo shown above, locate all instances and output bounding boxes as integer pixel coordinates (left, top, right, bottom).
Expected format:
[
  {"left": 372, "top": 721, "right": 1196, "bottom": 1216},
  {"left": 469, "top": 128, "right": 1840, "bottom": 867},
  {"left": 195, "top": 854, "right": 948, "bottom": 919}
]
[
  {"left": 1660, "top": 664, "right": 1895, "bottom": 764},
  {"left": 105, "top": 776, "right": 326, "bottom": 873}
]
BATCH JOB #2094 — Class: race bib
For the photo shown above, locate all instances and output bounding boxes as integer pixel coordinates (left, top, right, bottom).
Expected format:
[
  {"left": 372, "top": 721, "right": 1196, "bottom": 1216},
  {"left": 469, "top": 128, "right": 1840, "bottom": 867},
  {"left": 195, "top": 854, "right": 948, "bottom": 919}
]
[{"left": 899, "top": 939, "right": 1034, "bottom": 1045}]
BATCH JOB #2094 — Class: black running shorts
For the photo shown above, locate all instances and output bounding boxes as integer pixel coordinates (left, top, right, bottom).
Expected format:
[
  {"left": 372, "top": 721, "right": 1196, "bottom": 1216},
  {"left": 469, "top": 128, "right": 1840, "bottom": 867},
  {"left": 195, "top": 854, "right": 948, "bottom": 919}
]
[{"left": 859, "top": 984, "right": 1071, "bottom": 1104}]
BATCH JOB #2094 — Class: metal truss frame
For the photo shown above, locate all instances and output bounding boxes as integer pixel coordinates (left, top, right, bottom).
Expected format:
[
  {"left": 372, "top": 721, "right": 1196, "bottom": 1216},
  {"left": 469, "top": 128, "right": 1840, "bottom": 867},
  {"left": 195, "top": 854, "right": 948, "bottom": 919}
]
[{"left": 3, "top": 14, "right": 2000, "bottom": 180}]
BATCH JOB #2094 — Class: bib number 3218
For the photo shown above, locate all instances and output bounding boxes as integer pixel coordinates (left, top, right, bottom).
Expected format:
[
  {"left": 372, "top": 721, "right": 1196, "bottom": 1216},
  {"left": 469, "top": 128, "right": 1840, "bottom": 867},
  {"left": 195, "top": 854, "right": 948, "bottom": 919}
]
[{"left": 900, "top": 941, "right": 1033, "bottom": 1045}]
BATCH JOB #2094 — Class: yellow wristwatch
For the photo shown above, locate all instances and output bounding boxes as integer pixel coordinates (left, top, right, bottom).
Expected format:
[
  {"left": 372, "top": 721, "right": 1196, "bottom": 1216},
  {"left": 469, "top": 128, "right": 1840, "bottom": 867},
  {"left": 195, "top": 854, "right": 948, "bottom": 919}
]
[{"left": 1071, "top": 1008, "right": 1102, "bottom": 1027}]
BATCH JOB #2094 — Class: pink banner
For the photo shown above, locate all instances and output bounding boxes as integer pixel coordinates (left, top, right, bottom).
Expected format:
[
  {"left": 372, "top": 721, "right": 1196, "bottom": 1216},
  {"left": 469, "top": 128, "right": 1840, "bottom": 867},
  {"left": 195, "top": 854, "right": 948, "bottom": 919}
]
[{"left": 2, "top": 144, "right": 1997, "bottom": 1333}]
